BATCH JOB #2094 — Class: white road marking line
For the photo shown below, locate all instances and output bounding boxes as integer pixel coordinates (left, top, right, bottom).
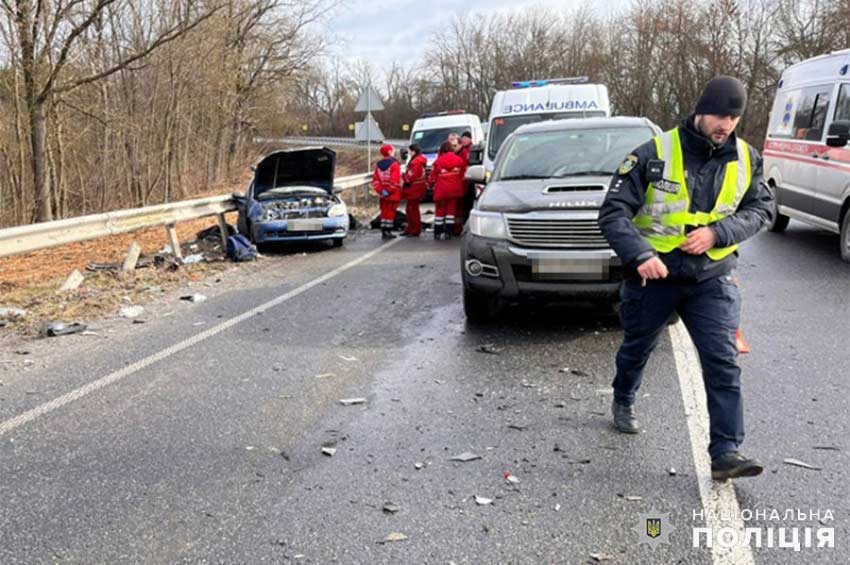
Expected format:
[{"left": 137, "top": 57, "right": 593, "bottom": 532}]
[
  {"left": 0, "top": 238, "right": 403, "bottom": 438},
  {"left": 669, "top": 321, "right": 755, "bottom": 565}
]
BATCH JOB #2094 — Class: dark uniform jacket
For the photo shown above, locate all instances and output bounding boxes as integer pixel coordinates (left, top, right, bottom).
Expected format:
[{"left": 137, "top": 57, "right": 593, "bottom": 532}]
[{"left": 599, "top": 115, "right": 775, "bottom": 282}]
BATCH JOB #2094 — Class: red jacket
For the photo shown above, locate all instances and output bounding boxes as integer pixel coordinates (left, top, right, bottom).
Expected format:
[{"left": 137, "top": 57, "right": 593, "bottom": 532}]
[
  {"left": 429, "top": 151, "right": 465, "bottom": 201},
  {"left": 372, "top": 158, "right": 402, "bottom": 201},
  {"left": 402, "top": 154, "right": 428, "bottom": 200}
]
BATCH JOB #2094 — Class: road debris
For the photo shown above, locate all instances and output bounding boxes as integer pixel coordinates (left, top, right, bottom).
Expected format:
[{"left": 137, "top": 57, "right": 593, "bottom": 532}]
[
  {"left": 812, "top": 446, "right": 840, "bottom": 451},
  {"left": 474, "top": 495, "right": 493, "bottom": 506},
  {"left": 0, "top": 307, "right": 27, "bottom": 321},
  {"left": 180, "top": 293, "right": 207, "bottom": 303},
  {"left": 504, "top": 471, "right": 520, "bottom": 485},
  {"left": 414, "top": 462, "right": 424, "bottom": 470},
  {"left": 321, "top": 447, "right": 337, "bottom": 457},
  {"left": 382, "top": 502, "right": 401, "bottom": 514},
  {"left": 339, "top": 355, "right": 358, "bottom": 362},
  {"left": 119, "top": 305, "right": 144, "bottom": 318},
  {"left": 380, "top": 532, "right": 408, "bottom": 544},
  {"left": 58, "top": 269, "right": 85, "bottom": 292},
  {"left": 668, "top": 467, "right": 677, "bottom": 476},
  {"left": 554, "top": 504, "right": 561, "bottom": 512},
  {"left": 507, "top": 424, "right": 528, "bottom": 431},
  {"left": 39, "top": 321, "right": 87, "bottom": 337},
  {"left": 622, "top": 495, "right": 642, "bottom": 501},
  {"left": 476, "top": 344, "right": 500, "bottom": 355},
  {"left": 338, "top": 398, "right": 367, "bottom": 406},
  {"left": 122, "top": 241, "right": 142, "bottom": 272},
  {"left": 783, "top": 458, "right": 822, "bottom": 471},
  {"left": 315, "top": 373, "right": 335, "bottom": 379},
  {"left": 181, "top": 254, "right": 204, "bottom": 265},
  {"left": 450, "top": 451, "right": 482, "bottom": 462},
  {"left": 590, "top": 552, "right": 614, "bottom": 562}
]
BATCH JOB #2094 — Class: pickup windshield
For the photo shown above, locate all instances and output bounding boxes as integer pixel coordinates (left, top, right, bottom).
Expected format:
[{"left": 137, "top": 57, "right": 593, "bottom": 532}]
[
  {"left": 493, "top": 126, "right": 655, "bottom": 181},
  {"left": 487, "top": 112, "right": 606, "bottom": 160}
]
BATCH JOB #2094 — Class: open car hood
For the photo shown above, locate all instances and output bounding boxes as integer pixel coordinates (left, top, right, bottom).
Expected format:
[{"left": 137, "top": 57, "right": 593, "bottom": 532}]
[{"left": 252, "top": 147, "right": 336, "bottom": 197}]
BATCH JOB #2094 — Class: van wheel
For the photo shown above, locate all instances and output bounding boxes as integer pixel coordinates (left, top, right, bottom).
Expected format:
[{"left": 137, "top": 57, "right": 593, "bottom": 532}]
[
  {"left": 463, "top": 287, "right": 500, "bottom": 324},
  {"left": 769, "top": 200, "right": 789, "bottom": 233},
  {"left": 840, "top": 210, "right": 850, "bottom": 263}
]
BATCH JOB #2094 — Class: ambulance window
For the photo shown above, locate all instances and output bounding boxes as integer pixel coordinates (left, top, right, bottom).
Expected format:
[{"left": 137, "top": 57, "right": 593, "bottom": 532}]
[
  {"left": 806, "top": 89, "right": 831, "bottom": 141},
  {"left": 835, "top": 84, "right": 850, "bottom": 122},
  {"left": 793, "top": 86, "right": 831, "bottom": 141}
]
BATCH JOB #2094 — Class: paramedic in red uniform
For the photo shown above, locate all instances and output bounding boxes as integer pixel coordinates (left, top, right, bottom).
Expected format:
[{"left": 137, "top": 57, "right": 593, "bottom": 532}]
[
  {"left": 402, "top": 143, "right": 427, "bottom": 237},
  {"left": 372, "top": 144, "right": 402, "bottom": 239},
  {"left": 455, "top": 131, "right": 474, "bottom": 235},
  {"left": 429, "top": 141, "right": 465, "bottom": 240}
]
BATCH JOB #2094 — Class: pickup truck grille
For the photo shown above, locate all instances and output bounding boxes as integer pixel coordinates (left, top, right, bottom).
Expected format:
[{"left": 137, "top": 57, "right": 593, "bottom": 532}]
[{"left": 506, "top": 216, "right": 609, "bottom": 249}]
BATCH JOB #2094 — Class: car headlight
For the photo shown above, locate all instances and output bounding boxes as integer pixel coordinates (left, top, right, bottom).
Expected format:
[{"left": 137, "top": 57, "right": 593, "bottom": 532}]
[
  {"left": 260, "top": 208, "right": 277, "bottom": 222},
  {"left": 328, "top": 203, "right": 347, "bottom": 217},
  {"left": 469, "top": 210, "right": 506, "bottom": 239}
]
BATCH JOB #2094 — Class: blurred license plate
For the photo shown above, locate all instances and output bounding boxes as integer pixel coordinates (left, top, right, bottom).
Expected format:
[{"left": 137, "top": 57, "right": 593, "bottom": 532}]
[
  {"left": 288, "top": 219, "right": 323, "bottom": 232},
  {"left": 530, "top": 255, "right": 609, "bottom": 280}
]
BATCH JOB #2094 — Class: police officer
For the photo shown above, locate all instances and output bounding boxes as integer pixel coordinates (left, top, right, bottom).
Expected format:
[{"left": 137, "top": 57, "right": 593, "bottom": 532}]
[{"left": 599, "top": 76, "right": 774, "bottom": 480}]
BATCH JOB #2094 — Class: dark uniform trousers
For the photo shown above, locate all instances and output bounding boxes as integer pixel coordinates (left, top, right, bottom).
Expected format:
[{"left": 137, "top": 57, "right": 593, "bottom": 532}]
[{"left": 613, "top": 273, "right": 744, "bottom": 459}]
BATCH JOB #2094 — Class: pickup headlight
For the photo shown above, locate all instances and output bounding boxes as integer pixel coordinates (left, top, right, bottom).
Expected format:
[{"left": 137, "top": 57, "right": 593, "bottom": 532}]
[
  {"left": 469, "top": 210, "right": 506, "bottom": 239},
  {"left": 260, "top": 208, "right": 278, "bottom": 222},
  {"left": 328, "top": 203, "right": 347, "bottom": 217}
]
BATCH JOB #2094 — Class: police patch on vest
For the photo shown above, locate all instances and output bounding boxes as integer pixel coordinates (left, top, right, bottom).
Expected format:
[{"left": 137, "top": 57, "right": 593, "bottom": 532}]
[
  {"left": 653, "top": 179, "right": 680, "bottom": 194},
  {"left": 618, "top": 154, "right": 638, "bottom": 175}
]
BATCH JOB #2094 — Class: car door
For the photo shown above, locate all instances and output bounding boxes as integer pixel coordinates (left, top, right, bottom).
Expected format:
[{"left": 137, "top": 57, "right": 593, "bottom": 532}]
[
  {"left": 815, "top": 82, "right": 850, "bottom": 228},
  {"left": 765, "top": 87, "right": 816, "bottom": 215}
]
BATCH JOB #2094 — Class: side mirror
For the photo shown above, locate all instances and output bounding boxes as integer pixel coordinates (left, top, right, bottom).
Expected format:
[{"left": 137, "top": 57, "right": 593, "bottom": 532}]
[
  {"left": 468, "top": 143, "right": 484, "bottom": 166},
  {"left": 826, "top": 120, "right": 850, "bottom": 148},
  {"left": 231, "top": 191, "right": 246, "bottom": 200},
  {"left": 465, "top": 164, "right": 486, "bottom": 184}
]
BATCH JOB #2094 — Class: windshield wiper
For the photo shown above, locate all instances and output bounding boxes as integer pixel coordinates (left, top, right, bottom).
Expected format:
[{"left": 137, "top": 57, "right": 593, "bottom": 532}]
[{"left": 499, "top": 174, "right": 549, "bottom": 181}]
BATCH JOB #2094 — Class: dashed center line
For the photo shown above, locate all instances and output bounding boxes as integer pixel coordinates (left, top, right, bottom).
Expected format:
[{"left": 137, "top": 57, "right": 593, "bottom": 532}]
[{"left": 0, "top": 238, "right": 403, "bottom": 438}]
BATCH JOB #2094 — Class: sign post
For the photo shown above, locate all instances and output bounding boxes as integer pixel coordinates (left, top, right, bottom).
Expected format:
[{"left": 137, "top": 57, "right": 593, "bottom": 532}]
[{"left": 355, "top": 85, "right": 385, "bottom": 171}]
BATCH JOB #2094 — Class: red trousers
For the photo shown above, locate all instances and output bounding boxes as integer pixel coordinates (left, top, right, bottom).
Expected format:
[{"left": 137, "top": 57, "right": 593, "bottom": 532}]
[
  {"left": 405, "top": 199, "right": 422, "bottom": 236},
  {"left": 434, "top": 198, "right": 461, "bottom": 231},
  {"left": 380, "top": 199, "right": 399, "bottom": 229}
]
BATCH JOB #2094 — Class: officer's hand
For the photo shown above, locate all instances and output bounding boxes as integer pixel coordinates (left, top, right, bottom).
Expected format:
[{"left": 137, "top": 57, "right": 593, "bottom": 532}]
[
  {"left": 637, "top": 257, "right": 668, "bottom": 280},
  {"left": 679, "top": 227, "right": 716, "bottom": 255}
]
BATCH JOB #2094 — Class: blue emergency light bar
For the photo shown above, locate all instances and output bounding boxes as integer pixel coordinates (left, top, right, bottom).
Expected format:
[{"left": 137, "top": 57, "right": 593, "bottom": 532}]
[
  {"left": 511, "top": 77, "right": 590, "bottom": 88},
  {"left": 420, "top": 109, "right": 467, "bottom": 118}
]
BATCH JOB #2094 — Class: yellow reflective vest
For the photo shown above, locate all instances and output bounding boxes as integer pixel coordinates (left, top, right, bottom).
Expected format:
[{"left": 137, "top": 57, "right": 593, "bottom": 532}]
[{"left": 633, "top": 127, "right": 752, "bottom": 261}]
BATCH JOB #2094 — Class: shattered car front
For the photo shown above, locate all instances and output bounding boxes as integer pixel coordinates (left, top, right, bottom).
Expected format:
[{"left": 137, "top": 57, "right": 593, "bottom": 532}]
[{"left": 235, "top": 147, "right": 349, "bottom": 245}]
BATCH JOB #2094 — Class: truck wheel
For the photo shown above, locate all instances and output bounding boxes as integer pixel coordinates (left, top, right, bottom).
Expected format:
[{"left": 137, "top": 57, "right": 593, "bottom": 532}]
[
  {"left": 463, "top": 287, "right": 499, "bottom": 324},
  {"left": 840, "top": 210, "right": 850, "bottom": 263},
  {"left": 768, "top": 197, "right": 789, "bottom": 233}
]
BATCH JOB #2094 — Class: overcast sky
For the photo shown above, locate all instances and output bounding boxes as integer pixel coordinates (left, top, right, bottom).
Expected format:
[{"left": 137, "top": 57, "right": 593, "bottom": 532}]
[{"left": 323, "top": 0, "right": 632, "bottom": 69}]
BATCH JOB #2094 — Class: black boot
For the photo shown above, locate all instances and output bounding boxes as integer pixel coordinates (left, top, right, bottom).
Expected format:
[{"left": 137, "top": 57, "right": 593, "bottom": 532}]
[
  {"left": 433, "top": 224, "right": 444, "bottom": 240},
  {"left": 444, "top": 224, "right": 454, "bottom": 240},
  {"left": 382, "top": 228, "right": 396, "bottom": 240},
  {"left": 711, "top": 452, "right": 764, "bottom": 480}
]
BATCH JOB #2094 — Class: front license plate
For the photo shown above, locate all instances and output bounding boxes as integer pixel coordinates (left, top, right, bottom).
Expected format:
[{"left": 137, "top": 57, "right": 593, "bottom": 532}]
[
  {"left": 288, "top": 219, "right": 323, "bottom": 232},
  {"left": 531, "top": 257, "right": 609, "bottom": 280}
]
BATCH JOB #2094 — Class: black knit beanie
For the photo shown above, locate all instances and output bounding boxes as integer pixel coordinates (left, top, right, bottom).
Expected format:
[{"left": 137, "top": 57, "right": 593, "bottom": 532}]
[{"left": 694, "top": 76, "right": 747, "bottom": 117}]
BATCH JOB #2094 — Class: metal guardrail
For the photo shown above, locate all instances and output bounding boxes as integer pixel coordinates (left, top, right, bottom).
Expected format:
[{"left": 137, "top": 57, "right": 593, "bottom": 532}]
[
  {"left": 259, "top": 136, "right": 409, "bottom": 148},
  {"left": 0, "top": 173, "right": 372, "bottom": 259}
]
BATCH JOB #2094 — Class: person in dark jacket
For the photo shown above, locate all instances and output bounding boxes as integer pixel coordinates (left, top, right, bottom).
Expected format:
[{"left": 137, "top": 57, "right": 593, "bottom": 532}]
[
  {"left": 598, "top": 76, "right": 775, "bottom": 481},
  {"left": 402, "top": 144, "right": 427, "bottom": 237},
  {"left": 372, "top": 144, "right": 402, "bottom": 239}
]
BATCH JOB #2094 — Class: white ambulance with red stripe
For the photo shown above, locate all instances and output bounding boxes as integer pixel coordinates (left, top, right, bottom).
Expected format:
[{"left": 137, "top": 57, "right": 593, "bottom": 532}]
[{"left": 763, "top": 49, "right": 850, "bottom": 261}]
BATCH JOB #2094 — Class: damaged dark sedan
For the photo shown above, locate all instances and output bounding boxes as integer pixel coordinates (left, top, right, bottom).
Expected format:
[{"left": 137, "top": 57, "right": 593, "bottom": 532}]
[{"left": 234, "top": 147, "right": 349, "bottom": 247}]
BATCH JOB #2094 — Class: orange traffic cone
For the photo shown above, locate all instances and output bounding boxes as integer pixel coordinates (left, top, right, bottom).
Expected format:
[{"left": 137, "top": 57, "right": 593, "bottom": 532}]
[{"left": 736, "top": 328, "right": 750, "bottom": 354}]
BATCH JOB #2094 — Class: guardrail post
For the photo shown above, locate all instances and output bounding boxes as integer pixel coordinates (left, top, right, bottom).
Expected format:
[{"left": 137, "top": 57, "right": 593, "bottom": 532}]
[
  {"left": 165, "top": 223, "right": 182, "bottom": 259},
  {"left": 216, "top": 213, "right": 230, "bottom": 244}
]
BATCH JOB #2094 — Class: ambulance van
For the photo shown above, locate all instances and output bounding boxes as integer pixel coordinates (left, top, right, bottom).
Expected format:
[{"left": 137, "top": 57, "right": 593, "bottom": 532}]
[
  {"left": 763, "top": 49, "right": 850, "bottom": 262},
  {"left": 481, "top": 78, "right": 610, "bottom": 174}
]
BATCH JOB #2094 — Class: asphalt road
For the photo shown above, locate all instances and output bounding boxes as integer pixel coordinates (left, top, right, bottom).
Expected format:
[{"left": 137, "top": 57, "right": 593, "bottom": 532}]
[{"left": 0, "top": 221, "right": 847, "bottom": 564}]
